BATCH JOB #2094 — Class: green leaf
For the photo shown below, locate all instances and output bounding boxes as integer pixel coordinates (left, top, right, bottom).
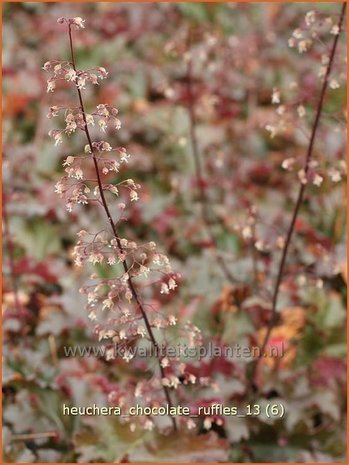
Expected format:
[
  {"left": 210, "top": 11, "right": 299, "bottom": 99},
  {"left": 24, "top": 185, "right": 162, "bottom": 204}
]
[
  {"left": 177, "top": 4, "right": 210, "bottom": 22},
  {"left": 74, "top": 419, "right": 146, "bottom": 463},
  {"left": 249, "top": 443, "right": 302, "bottom": 462},
  {"left": 14, "top": 218, "right": 61, "bottom": 261},
  {"left": 324, "top": 343, "right": 347, "bottom": 357}
]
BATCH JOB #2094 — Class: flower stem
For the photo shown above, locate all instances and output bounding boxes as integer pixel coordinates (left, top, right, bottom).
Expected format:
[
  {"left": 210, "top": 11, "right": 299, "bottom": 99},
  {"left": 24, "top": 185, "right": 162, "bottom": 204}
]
[
  {"left": 186, "top": 31, "right": 238, "bottom": 285},
  {"left": 68, "top": 25, "right": 178, "bottom": 432},
  {"left": 250, "top": 2, "right": 346, "bottom": 389}
]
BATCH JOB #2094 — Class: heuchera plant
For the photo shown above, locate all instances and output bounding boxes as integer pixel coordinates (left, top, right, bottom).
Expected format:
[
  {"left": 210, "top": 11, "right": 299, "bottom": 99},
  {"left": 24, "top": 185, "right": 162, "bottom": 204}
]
[
  {"left": 43, "top": 16, "right": 211, "bottom": 433},
  {"left": 162, "top": 5, "right": 346, "bottom": 389},
  {"left": 41, "top": 4, "right": 346, "bottom": 440},
  {"left": 251, "top": 3, "right": 347, "bottom": 385}
]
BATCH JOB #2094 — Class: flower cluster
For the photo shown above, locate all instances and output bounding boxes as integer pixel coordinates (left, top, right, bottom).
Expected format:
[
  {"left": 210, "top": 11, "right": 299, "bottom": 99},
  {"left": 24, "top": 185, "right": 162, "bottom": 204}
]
[
  {"left": 57, "top": 16, "right": 86, "bottom": 29},
  {"left": 44, "top": 16, "right": 214, "bottom": 433},
  {"left": 265, "top": 9, "right": 345, "bottom": 141},
  {"left": 53, "top": 144, "right": 137, "bottom": 212},
  {"left": 47, "top": 104, "right": 117, "bottom": 131},
  {"left": 74, "top": 231, "right": 177, "bottom": 301},
  {"left": 288, "top": 9, "right": 345, "bottom": 90},
  {"left": 43, "top": 60, "right": 108, "bottom": 93},
  {"left": 288, "top": 10, "right": 340, "bottom": 54},
  {"left": 281, "top": 157, "right": 346, "bottom": 188}
]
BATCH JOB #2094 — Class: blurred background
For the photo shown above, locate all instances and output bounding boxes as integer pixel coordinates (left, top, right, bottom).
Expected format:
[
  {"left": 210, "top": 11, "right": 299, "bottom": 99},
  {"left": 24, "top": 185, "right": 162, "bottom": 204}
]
[{"left": 2, "top": 2, "right": 347, "bottom": 462}]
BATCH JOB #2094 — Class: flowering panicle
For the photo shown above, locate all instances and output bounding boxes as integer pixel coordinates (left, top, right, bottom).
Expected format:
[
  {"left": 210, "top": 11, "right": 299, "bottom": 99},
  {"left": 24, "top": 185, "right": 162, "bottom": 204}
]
[
  {"left": 44, "top": 16, "right": 213, "bottom": 433},
  {"left": 289, "top": 10, "right": 346, "bottom": 89},
  {"left": 53, "top": 142, "right": 136, "bottom": 212},
  {"left": 250, "top": 4, "right": 346, "bottom": 386},
  {"left": 265, "top": 8, "right": 346, "bottom": 142},
  {"left": 288, "top": 10, "right": 340, "bottom": 54},
  {"left": 43, "top": 60, "right": 108, "bottom": 93},
  {"left": 264, "top": 8, "right": 346, "bottom": 186},
  {"left": 73, "top": 232, "right": 179, "bottom": 309}
]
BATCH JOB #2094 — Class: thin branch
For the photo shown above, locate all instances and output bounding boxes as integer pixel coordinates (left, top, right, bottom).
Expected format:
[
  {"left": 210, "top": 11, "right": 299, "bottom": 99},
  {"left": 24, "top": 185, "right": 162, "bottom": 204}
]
[
  {"left": 250, "top": 2, "right": 346, "bottom": 388},
  {"left": 68, "top": 25, "right": 178, "bottom": 432},
  {"left": 11, "top": 432, "right": 57, "bottom": 442},
  {"left": 186, "top": 32, "right": 238, "bottom": 285},
  {"left": 250, "top": 224, "right": 259, "bottom": 288}
]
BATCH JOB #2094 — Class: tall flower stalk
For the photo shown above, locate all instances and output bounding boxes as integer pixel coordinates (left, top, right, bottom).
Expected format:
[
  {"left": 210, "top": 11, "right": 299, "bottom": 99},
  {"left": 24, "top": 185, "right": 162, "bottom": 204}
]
[
  {"left": 186, "top": 51, "right": 262, "bottom": 288},
  {"left": 251, "top": 2, "right": 346, "bottom": 388},
  {"left": 44, "top": 17, "right": 204, "bottom": 433},
  {"left": 185, "top": 31, "right": 238, "bottom": 285}
]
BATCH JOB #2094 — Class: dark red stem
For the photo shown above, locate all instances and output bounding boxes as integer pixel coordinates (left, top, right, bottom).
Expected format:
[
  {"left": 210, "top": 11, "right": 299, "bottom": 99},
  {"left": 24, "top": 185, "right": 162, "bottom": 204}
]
[
  {"left": 251, "top": 2, "right": 346, "bottom": 387},
  {"left": 68, "top": 25, "right": 177, "bottom": 431}
]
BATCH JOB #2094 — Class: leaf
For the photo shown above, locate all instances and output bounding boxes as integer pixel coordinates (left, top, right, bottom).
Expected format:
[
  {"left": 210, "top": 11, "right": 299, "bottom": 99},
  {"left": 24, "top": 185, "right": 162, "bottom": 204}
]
[
  {"left": 321, "top": 292, "right": 346, "bottom": 328},
  {"left": 250, "top": 442, "right": 302, "bottom": 462},
  {"left": 306, "top": 289, "right": 346, "bottom": 330},
  {"left": 13, "top": 218, "right": 61, "bottom": 261},
  {"left": 34, "top": 389, "right": 75, "bottom": 438},
  {"left": 128, "top": 431, "right": 229, "bottom": 462},
  {"left": 284, "top": 388, "right": 341, "bottom": 431},
  {"left": 74, "top": 419, "right": 145, "bottom": 463},
  {"left": 177, "top": 4, "right": 210, "bottom": 22},
  {"left": 313, "top": 391, "right": 340, "bottom": 422},
  {"left": 36, "top": 307, "right": 68, "bottom": 336},
  {"left": 324, "top": 343, "right": 347, "bottom": 357},
  {"left": 224, "top": 416, "right": 249, "bottom": 443},
  {"left": 284, "top": 398, "right": 309, "bottom": 431}
]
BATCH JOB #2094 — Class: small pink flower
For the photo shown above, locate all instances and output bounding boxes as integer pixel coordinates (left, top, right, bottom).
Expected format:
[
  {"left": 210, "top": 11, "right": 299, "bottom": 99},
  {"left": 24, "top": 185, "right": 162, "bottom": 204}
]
[{"left": 72, "top": 17, "right": 85, "bottom": 29}]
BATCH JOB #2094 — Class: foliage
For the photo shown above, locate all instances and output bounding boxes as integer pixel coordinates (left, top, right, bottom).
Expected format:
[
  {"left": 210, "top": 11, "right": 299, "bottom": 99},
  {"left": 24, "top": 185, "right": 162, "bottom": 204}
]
[{"left": 3, "top": 3, "right": 347, "bottom": 463}]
